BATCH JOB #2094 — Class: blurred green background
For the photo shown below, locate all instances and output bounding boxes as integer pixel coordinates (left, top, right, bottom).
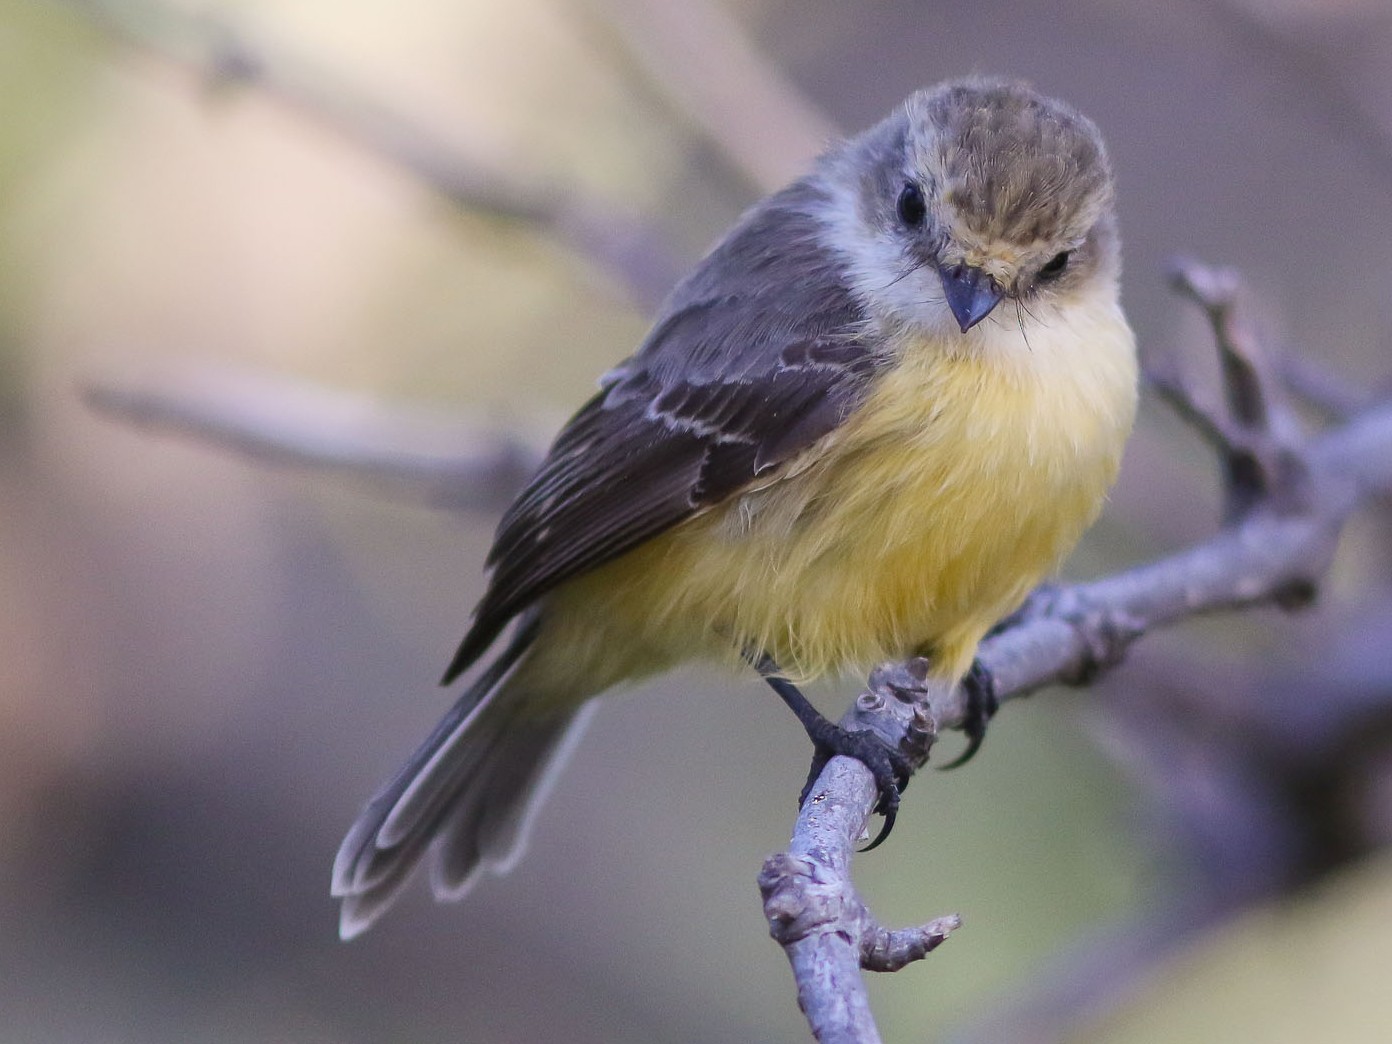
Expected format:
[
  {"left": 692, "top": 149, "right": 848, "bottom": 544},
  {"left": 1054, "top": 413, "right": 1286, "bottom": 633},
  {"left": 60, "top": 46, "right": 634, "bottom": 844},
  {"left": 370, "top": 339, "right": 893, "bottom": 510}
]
[{"left": 3, "top": 0, "right": 1392, "bottom": 1040}]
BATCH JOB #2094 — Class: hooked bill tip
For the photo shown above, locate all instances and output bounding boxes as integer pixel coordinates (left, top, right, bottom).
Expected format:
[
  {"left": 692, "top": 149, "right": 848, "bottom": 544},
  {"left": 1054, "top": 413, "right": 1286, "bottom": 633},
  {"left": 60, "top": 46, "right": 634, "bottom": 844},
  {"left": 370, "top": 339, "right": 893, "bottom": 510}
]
[{"left": 939, "top": 263, "right": 1003, "bottom": 333}]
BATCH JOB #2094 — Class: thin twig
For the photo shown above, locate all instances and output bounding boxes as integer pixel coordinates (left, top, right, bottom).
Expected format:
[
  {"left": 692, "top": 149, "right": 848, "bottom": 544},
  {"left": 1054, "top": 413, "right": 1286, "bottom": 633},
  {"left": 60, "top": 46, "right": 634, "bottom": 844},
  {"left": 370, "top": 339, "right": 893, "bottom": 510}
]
[
  {"left": 1166, "top": 260, "right": 1277, "bottom": 434},
  {"left": 1166, "top": 258, "right": 1308, "bottom": 519}
]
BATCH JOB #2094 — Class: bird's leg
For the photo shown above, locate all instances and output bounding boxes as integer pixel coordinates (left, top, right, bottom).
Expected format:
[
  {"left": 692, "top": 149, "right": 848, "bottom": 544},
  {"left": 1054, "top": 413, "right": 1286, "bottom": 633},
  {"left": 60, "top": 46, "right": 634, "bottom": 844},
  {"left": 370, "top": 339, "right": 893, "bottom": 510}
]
[
  {"left": 937, "top": 657, "right": 998, "bottom": 770},
  {"left": 750, "top": 654, "right": 912, "bottom": 851}
]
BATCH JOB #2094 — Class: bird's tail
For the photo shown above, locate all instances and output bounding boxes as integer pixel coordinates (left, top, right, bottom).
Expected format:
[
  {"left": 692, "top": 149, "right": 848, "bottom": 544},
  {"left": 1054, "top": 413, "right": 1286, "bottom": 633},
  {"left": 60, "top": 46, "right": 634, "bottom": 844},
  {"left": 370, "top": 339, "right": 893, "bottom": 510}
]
[{"left": 332, "top": 622, "right": 593, "bottom": 939}]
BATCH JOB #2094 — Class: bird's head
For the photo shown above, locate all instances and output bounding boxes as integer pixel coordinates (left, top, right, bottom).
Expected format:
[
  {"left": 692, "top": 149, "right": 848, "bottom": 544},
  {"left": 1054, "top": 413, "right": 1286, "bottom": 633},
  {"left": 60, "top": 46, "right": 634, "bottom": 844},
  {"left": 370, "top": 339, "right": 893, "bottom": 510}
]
[{"left": 822, "top": 78, "right": 1119, "bottom": 340}]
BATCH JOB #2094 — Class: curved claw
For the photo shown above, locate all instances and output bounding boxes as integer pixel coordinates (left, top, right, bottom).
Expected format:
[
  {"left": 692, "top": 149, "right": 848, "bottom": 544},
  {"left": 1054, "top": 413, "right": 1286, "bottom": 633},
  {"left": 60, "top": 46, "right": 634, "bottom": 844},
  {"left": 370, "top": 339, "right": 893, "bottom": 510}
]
[
  {"left": 937, "top": 658, "right": 999, "bottom": 771},
  {"left": 859, "top": 791, "right": 899, "bottom": 852},
  {"left": 756, "top": 661, "right": 914, "bottom": 852},
  {"left": 937, "top": 733, "right": 983, "bottom": 772},
  {"left": 861, "top": 742, "right": 909, "bottom": 850}
]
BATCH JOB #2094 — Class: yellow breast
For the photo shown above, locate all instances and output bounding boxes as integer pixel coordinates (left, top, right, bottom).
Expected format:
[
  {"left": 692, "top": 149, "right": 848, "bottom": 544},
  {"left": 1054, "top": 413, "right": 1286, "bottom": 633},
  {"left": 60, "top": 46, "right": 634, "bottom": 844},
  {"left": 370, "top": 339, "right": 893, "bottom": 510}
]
[{"left": 527, "top": 291, "right": 1136, "bottom": 700}]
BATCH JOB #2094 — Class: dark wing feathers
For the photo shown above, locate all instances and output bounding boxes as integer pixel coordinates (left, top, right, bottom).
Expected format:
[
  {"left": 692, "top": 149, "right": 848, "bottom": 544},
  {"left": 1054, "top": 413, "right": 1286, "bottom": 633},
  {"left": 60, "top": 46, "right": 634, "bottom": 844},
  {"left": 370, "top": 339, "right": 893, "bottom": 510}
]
[{"left": 442, "top": 177, "right": 882, "bottom": 684}]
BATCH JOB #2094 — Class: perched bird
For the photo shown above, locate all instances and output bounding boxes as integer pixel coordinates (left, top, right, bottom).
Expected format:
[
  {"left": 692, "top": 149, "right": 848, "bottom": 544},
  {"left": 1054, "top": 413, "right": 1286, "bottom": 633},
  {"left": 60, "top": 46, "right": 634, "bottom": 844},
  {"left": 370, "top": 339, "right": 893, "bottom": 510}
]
[{"left": 333, "top": 77, "right": 1137, "bottom": 938}]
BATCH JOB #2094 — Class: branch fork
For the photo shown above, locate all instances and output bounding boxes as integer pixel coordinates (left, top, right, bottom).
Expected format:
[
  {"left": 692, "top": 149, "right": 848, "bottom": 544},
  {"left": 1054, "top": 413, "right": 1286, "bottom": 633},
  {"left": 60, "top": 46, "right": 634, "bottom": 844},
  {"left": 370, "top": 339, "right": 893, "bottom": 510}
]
[
  {"left": 760, "top": 849, "right": 960, "bottom": 973},
  {"left": 78, "top": 247, "right": 1387, "bottom": 1039},
  {"left": 84, "top": 261, "right": 1377, "bottom": 1040},
  {"left": 759, "top": 260, "right": 1375, "bottom": 1041}
]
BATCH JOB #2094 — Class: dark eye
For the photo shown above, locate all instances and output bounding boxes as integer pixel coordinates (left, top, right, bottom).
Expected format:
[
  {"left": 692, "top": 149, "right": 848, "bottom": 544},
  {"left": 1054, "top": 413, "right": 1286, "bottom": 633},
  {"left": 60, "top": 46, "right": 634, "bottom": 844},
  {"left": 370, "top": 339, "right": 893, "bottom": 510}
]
[
  {"left": 1038, "top": 251, "right": 1071, "bottom": 280},
  {"left": 897, "top": 182, "right": 926, "bottom": 227}
]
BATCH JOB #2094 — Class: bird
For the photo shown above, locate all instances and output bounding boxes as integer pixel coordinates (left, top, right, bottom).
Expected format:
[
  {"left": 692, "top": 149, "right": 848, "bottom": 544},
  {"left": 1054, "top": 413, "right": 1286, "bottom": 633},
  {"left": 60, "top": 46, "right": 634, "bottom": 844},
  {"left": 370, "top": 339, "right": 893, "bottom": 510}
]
[{"left": 332, "top": 77, "right": 1137, "bottom": 938}]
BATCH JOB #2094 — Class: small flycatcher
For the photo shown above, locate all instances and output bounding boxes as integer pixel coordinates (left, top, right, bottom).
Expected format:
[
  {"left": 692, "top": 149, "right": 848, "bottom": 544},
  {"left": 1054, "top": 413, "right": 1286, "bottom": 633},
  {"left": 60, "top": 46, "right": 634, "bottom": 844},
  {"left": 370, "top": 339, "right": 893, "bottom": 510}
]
[{"left": 333, "top": 77, "right": 1137, "bottom": 937}]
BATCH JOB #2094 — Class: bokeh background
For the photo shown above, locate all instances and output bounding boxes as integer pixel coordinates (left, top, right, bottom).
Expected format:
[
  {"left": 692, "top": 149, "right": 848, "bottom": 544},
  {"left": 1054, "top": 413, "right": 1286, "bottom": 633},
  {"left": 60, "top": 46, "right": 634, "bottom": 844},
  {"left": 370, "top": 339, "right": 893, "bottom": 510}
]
[{"left": 4, "top": 0, "right": 1392, "bottom": 1040}]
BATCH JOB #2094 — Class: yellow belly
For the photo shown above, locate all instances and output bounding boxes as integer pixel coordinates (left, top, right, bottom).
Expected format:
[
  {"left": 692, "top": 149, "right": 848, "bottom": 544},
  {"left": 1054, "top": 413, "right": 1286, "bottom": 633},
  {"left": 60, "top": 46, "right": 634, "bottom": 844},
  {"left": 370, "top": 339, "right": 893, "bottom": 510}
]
[{"left": 521, "top": 304, "right": 1136, "bottom": 702}]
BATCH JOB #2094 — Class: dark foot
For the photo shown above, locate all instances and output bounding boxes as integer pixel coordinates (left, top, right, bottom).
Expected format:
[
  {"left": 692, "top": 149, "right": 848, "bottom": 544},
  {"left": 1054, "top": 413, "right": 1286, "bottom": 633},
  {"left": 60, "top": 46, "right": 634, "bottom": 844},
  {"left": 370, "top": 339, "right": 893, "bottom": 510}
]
[
  {"left": 938, "top": 658, "right": 999, "bottom": 770},
  {"left": 750, "top": 653, "right": 911, "bottom": 851},
  {"left": 798, "top": 715, "right": 912, "bottom": 851}
]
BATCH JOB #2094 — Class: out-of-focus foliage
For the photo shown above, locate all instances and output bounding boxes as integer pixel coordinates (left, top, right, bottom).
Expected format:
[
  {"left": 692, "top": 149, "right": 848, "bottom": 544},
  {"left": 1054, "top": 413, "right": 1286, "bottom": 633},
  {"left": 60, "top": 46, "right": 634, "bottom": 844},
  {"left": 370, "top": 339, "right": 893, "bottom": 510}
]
[{"left": 1085, "top": 855, "right": 1392, "bottom": 1043}]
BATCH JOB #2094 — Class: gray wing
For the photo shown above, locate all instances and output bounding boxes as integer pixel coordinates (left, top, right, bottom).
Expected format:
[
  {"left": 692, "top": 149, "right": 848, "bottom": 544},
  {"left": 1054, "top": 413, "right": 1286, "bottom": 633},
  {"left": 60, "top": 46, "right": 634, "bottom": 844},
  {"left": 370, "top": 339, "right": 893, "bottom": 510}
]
[{"left": 442, "top": 177, "right": 881, "bottom": 683}]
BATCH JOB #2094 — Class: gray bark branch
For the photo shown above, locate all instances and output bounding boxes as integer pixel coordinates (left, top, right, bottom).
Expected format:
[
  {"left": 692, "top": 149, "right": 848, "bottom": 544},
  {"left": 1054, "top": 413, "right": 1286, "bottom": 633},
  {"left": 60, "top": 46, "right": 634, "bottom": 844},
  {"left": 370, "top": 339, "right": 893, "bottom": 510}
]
[
  {"left": 757, "top": 260, "right": 1390, "bottom": 1042},
  {"left": 79, "top": 251, "right": 1392, "bottom": 1038}
]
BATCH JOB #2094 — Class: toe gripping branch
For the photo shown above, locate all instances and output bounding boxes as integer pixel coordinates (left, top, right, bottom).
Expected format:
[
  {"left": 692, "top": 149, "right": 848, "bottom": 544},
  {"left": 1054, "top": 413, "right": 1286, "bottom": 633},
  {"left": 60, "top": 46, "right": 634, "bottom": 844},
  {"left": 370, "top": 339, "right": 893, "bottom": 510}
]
[
  {"left": 936, "top": 659, "right": 998, "bottom": 771},
  {"left": 756, "top": 656, "right": 938, "bottom": 851}
]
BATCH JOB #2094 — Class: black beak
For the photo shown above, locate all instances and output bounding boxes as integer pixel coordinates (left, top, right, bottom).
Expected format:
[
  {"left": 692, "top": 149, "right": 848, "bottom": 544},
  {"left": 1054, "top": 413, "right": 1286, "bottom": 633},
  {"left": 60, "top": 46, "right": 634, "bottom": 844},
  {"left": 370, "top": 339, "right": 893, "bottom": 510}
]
[{"left": 939, "top": 263, "right": 1004, "bottom": 333}]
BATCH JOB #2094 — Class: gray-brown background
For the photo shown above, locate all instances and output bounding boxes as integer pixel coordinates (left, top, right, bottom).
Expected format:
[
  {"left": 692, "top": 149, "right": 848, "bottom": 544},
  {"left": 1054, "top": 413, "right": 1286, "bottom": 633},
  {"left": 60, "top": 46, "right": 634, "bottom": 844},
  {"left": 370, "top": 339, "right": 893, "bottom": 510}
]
[{"left": 3, "top": 0, "right": 1392, "bottom": 1040}]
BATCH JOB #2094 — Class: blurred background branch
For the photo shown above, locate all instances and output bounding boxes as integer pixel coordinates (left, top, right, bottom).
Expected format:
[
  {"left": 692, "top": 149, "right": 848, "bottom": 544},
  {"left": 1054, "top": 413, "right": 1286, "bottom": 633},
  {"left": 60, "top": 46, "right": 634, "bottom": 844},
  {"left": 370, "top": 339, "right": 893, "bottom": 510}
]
[
  {"left": 52, "top": 0, "right": 694, "bottom": 309},
  {"left": 83, "top": 368, "right": 540, "bottom": 512},
  {"left": 567, "top": 0, "right": 838, "bottom": 193}
]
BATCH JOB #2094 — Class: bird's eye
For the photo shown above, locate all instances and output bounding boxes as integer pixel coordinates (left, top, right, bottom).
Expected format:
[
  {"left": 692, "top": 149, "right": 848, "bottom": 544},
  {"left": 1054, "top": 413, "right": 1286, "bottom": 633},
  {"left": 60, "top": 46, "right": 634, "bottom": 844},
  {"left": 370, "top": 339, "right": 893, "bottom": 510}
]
[
  {"left": 1038, "top": 251, "right": 1071, "bottom": 280},
  {"left": 897, "top": 182, "right": 927, "bottom": 228}
]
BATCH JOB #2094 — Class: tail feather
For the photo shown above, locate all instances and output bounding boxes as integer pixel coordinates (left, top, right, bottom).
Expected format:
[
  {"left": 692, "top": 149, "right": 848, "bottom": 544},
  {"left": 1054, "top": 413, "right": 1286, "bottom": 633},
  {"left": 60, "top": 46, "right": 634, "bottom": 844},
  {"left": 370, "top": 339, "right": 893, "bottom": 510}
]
[
  {"left": 430, "top": 702, "right": 594, "bottom": 900},
  {"left": 333, "top": 621, "right": 591, "bottom": 940},
  {"left": 331, "top": 621, "right": 533, "bottom": 898}
]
